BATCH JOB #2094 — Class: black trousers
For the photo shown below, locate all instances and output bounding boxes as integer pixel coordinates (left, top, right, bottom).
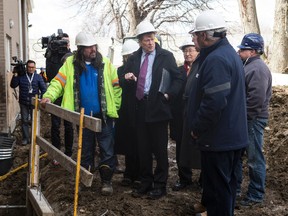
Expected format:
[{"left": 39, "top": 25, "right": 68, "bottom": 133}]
[
  {"left": 136, "top": 99, "right": 169, "bottom": 189},
  {"left": 124, "top": 153, "right": 140, "bottom": 181},
  {"left": 201, "top": 149, "right": 242, "bottom": 216},
  {"left": 51, "top": 97, "right": 74, "bottom": 157},
  {"left": 176, "top": 139, "right": 193, "bottom": 184}
]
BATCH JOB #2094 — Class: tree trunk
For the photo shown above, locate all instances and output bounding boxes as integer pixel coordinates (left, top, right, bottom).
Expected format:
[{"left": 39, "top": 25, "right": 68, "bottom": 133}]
[
  {"left": 127, "top": 0, "right": 140, "bottom": 36},
  {"left": 268, "top": 0, "right": 288, "bottom": 73},
  {"left": 238, "top": 0, "right": 260, "bottom": 33}
]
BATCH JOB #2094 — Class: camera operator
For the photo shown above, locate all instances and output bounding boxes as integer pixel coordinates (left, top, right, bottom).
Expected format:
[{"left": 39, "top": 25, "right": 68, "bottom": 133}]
[
  {"left": 45, "top": 33, "right": 74, "bottom": 165},
  {"left": 10, "top": 60, "right": 47, "bottom": 145}
]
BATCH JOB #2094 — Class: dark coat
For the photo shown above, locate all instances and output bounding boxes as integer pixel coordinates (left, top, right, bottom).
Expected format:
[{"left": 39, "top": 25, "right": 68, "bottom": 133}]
[
  {"left": 122, "top": 43, "right": 184, "bottom": 125},
  {"left": 170, "top": 65, "right": 186, "bottom": 142},
  {"left": 243, "top": 56, "right": 272, "bottom": 120},
  {"left": 10, "top": 72, "right": 47, "bottom": 106},
  {"left": 186, "top": 38, "right": 248, "bottom": 152},
  {"left": 114, "top": 65, "right": 137, "bottom": 155},
  {"left": 179, "top": 58, "right": 201, "bottom": 169},
  {"left": 46, "top": 50, "right": 72, "bottom": 82}
]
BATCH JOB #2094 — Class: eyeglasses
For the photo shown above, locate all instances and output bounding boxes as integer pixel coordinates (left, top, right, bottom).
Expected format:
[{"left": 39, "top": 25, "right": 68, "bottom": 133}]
[{"left": 183, "top": 49, "right": 197, "bottom": 54}]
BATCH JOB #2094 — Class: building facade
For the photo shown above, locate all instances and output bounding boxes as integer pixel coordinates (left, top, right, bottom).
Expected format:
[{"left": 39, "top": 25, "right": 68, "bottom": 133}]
[{"left": 0, "top": 0, "right": 33, "bottom": 132}]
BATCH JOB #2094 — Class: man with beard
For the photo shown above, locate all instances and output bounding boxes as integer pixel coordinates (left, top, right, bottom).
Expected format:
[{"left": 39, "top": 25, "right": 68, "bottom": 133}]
[{"left": 41, "top": 31, "right": 121, "bottom": 196}]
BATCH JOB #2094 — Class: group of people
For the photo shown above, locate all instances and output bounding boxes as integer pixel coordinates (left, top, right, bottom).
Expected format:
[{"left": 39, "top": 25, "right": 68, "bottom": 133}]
[{"left": 10, "top": 9, "right": 272, "bottom": 216}]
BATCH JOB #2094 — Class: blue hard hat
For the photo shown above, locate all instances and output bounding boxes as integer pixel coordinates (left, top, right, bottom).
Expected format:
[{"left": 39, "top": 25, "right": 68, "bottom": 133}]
[{"left": 238, "top": 33, "right": 264, "bottom": 54}]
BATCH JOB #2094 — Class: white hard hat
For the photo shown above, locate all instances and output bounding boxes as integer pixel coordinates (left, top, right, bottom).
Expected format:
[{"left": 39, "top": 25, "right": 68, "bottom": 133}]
[
  {"left": 136, "top": 21, "right": 157, "bottom": 37},
  {"left": 75, "top": 31, "right": 96, "bottom": 46},
  {"left": 179, "top": 38, "right": 195, "bottom": 50},
  {"left": 121, "top": 40, "right": 139, "bottom": 56},
  {"left": 189, "top": 10, "right": 226, "bottom": 34}
]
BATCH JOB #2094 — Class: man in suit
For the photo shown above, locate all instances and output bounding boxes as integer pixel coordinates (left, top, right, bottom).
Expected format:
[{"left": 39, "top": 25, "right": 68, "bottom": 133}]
[{"left": 123, "top": 21, "right": 184, "bottom": 199}]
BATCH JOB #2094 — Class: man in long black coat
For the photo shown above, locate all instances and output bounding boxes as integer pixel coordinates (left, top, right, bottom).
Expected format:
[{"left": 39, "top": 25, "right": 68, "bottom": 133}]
[
  {"left": 123, "top": 21, "right": 184, "bottom": 199},
  {"left": 115, "top": 39, "right": 140, "bottom": 186}
]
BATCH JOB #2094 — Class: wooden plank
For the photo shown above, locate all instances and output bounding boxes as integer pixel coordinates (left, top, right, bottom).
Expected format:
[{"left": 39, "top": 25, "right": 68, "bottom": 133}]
[
  {"left": 36, "top": 136, "right": 93, "bottom": 187},
  {"left": 27, "top": 187, "right": 54, "bottom": 216},
  {"left": 32, "top": 98, "right": 102, "bottom": 132},
  {"left": 30, "top": 102, "right": 40, "bottom": 186}
]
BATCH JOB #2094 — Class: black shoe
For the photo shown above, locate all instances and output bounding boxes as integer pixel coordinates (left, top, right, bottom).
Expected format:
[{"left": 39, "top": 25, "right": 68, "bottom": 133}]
[
  {"left": 172, "top": 181, "right": 190, "bottom": 191},
  {"left": 132, "top": 180, "right": 141, "bottom": 189},
  {"left": 147, "top": 188, "right": 167, "bottom": 200},
  {"left": 131, "top": 185, "right": 152, "bottom": 198}
]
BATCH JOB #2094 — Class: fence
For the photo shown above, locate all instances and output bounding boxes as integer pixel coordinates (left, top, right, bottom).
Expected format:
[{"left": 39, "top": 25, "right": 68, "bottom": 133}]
[{"left": 27, "top": 96, "right": 101, "bottom": 215}]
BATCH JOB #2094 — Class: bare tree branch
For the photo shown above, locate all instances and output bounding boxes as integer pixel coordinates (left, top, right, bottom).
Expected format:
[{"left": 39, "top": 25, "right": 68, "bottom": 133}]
[{"left": 67, "top": 0, "right": 217, "bottom": 39}]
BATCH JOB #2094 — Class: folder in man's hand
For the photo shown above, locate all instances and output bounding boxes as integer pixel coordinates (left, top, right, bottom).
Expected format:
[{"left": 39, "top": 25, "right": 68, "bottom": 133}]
[{"left": 158, "top": 68, "right": 171, "bottom": 94}]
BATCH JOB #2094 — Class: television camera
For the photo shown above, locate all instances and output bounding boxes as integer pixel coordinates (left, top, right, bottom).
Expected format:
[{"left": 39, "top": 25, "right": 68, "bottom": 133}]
[
  {"left": 11, "top": 56, "right": 26, "bottom": 76},
  {"left": 42, "top": 29, "right": 69, "bottom": 58}
]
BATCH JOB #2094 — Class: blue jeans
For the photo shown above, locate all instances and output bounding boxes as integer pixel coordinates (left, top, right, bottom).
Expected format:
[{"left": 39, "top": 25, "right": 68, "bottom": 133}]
[
  {"left": 235, "top": 118, "right": 267, "bottom": 202},
  {"left": 20, "top": 104, "right": 32, "bottom": 141},
  {"left": 81, "top": 117, "right": 116, "bottom": 171}
]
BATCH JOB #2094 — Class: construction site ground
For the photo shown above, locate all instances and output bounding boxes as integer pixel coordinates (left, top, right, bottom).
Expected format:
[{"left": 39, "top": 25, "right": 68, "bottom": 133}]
[{"left": 0, "top": 86, "right": 287, "bottom": 216}]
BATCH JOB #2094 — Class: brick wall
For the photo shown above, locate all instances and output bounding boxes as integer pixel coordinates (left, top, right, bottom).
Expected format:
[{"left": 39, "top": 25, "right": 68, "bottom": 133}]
[
  {"left": 0, "top": 0, "right": 6, "bottom": 132},
  {"left": 0, "top": 0, "right": 28, "bottom": 132}
]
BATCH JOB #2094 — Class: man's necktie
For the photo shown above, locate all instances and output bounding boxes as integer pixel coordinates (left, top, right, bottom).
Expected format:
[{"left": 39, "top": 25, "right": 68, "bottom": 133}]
[{"left": 136, "top": 53, "right": 149, "bottom": 100}]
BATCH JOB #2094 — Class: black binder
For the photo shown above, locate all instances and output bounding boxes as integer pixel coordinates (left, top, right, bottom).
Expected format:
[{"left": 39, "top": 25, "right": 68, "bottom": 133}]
[{"left": 158, "top": 68, "right": 171, "bottom": 94}]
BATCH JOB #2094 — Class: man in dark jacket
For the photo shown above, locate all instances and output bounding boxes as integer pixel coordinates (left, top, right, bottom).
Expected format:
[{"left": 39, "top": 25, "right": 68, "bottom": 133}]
[
  {"left": 10, "top": 60, "right": 47, "bottom": 145},
  {"left": 115, "top": 39, "right": 140, "bottom": 187},
  {"left": 187, "top": 11, "right": 248, "bottom": 215},
  {"left": 45, "top": 33, "right": 74, "bottom": 164},
  {"left": 236, "top": 33, "right": 272, "bottom": 207},
  {"left": 170, "top": 39, "right": 200, "bottom": 191},
  {"left": 123, "top": 21, "right": 184, "bottom": 199}
]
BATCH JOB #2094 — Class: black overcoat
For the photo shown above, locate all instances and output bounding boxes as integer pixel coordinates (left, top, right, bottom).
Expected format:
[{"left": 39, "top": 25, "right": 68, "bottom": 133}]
[
  {"left": 120, "top": 43, "right": 184, "bottom": 126},
  {"left": 114, "top": 65, "right": 137, "bottom": 155}
]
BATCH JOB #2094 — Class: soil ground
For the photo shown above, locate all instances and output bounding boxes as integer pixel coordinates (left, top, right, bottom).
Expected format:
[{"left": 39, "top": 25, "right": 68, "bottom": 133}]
[{"left": 0, "top": 86, "right": 287, "bottom": 216}]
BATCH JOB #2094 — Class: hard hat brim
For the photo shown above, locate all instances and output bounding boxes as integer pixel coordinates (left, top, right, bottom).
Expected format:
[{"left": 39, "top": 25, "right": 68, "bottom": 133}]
[
  {"left": 179, "top": 44, "right": 195, "bottom": 50},
  {"left": 189, "top": 24, "right": 226, "bottom": 34},
  {"left": 237, "top": 45, "right": 252, "bottom": 49},
  {"left": 77, "top": 43, "right": 97, "bottom": 47},
  {"left": 136, "top": 31, "right": 157, "bottom": 38},
  {"left": 188, "top": 29, "right": 195, "bottom": 34}
]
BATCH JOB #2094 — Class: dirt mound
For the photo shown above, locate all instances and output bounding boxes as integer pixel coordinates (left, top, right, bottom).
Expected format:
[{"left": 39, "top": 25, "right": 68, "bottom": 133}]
[{"left": 0, "top": 86, "right": 287, "bottom": 216}]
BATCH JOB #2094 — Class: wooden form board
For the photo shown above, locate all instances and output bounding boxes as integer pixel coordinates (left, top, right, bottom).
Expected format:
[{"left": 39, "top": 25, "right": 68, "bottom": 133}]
[
  {"left": 27, "top": 187, "right": 54, "bottom": 216},
  {"left": 32, "top": 98, "right": 102, "bottom": 132},
  {"left": 36, "top": 136, "right": 93, "bottom": 187}
]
